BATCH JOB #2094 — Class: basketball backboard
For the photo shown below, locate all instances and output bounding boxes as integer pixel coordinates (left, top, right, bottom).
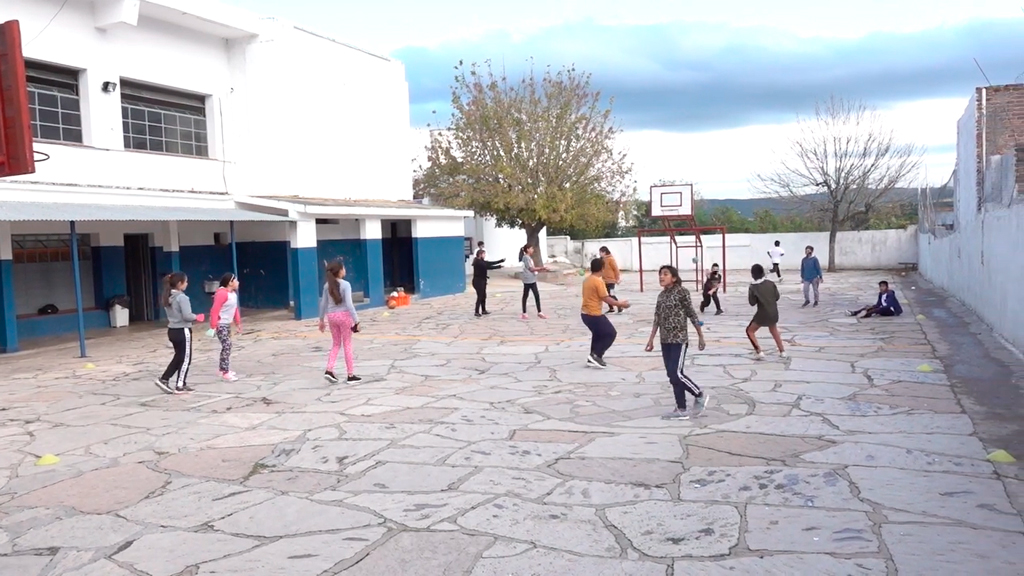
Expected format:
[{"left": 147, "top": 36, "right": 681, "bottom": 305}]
[{"left": 650, "top": 184, "right": 693, "bottom": 218}]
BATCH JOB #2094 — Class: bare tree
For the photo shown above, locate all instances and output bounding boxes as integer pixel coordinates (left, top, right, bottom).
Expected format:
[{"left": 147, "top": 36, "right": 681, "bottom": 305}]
[
  {"left": 753, "top": 96, "right": 923, "bottom": 271},
  {"left": 415, "top": 60, "right": 634, "bottom": 264}
]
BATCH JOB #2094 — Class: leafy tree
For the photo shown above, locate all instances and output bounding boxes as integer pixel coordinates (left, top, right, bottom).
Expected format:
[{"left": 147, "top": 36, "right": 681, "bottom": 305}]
[
  {"left": 414, "top": 60, "right": 634, "bottom": 264},
  {"left": 753, "top": 96, "right": 922, "bottom": 271}
]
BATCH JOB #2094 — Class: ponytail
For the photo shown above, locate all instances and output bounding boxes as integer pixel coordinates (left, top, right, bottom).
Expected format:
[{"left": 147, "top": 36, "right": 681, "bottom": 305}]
[
  {"left": 326, "top": 258, "right": 345, "bottom": 305},
  {"left": 162, "top": 272, "right": 187, "bottom": 308}
]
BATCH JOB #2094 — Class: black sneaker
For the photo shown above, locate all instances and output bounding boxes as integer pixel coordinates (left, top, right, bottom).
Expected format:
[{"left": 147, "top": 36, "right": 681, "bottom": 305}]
[
  {"left": 154, "top": 378, "right": 173, "bottom": 394},
  {"left": 715, "top": 310, "right": 724, "bottom": 316},
  {"left": 802, "top": 301, "right": 810, "bottom": 308},
  {"left": 475, "top": 313, "right": 482, "bottom": 318},
  {"left": 347, "top": 375, "right": 363, "bottom": 383},
  {"left": 173, "top": 385, "right": 194, "bottom": 395},
  {"left": 482, "top": 311, "right": 491, "bottom": 316},
  {"left": 587, "top": 353, "right": 607, "bottom": 369},
  {"left": 813, "top": 302, "right": 819, "bottom": 307},
  {"left": 324, "top": 371, "right": 339, "bottom": 384}
]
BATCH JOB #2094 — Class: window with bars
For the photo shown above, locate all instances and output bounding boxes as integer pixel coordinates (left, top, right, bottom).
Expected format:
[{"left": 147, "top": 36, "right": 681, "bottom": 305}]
[
  {"left": 120, "top": 81, "right": 209, "bottom": 157},
  {"left": 26, "top": 63, "right": 83, "bottom": 144},
  {"left": 11, "top": 234, "right": 92, "bottom": 265}
]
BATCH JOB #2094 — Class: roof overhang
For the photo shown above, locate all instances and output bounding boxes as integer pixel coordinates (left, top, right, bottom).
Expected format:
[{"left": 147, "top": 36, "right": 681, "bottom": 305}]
[
  {"left": 138, "top": 0, "right": 262, "bottom": 39},
  {"left": 236, "top": 196, "right": 475, "bottom": 219},
  {"left": 0, "top": 201, "right": 292, "bottom": 222}
]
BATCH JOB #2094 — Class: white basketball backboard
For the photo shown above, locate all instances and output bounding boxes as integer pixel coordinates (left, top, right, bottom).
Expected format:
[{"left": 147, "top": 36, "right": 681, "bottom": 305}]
[{"left": 650, "top": 184, "right": 694, "bottom": 218}]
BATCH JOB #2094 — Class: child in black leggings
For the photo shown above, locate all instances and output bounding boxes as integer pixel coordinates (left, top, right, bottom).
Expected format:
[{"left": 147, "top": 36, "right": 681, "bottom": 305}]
[
  {"left": 519, "top": 244, "right": 549, "bottom": 320},
  {"left": 155, "top": 272, "right": 204, "bottom": 395},
  {"left": 471, "top": 249, "right": 504, "bottom": 317}
]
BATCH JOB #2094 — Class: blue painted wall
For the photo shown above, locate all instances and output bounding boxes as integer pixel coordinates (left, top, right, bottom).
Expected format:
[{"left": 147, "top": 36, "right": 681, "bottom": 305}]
[
  {"left": 17, "top": 309, "right": 109, "bottom": 341},
  {"left": 180, "top": 245, "right": 233, "bottom": 315},
  {"left": 317, "top": 240, "right": 368, "bottom": 297},
  {"left": 91, "top": 246, "right": 127, "bottom": 309},
  {"left": 236, "top": 241, "right": 290, "bottom": 309},
  {"left": 0, "top": 260, "right": 17, "bottom": 353},
  {"left": 291, "top": 247, "right": 319, "bottom": 320},
  {"left": 363, "top": 239, "right": 385, "bottom": 307},
  {"left": 413, "top": 236, "right": 467, "bottom": 299}
]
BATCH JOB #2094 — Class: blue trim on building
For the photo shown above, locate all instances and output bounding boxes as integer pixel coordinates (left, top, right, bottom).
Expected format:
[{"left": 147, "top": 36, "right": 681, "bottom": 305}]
[
  {"left": 91, "top": 246, "right": 127, "bottom": 309},
  {"left": 17, "top": 309, "right": 109, "bottom": 341},
  {"left": 363, "top": 238, "right": 385, "bottom": 307},
  {"left": 412, "top": 236, "right": 466, "bottom": 299},
  {"left": 290, "top": 247, "right": 320, "bottom": 320},
  {"left": 0, "top": 260, "right": 18, "bottom": 353}
]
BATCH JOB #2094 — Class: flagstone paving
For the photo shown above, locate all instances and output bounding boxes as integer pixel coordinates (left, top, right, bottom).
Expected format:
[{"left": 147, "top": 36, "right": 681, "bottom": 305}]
[{"left": 0, "top": 270, "right": 1022, "bottom": 575}]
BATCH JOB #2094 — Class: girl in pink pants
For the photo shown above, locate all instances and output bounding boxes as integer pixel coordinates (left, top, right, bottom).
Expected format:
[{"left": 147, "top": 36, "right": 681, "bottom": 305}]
[{"left": 318, "top": 258, "right": 362, "bottom": 383}]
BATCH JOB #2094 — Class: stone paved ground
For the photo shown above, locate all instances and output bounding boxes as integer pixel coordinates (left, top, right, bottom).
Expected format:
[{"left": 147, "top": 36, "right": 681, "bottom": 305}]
[{"left": 0, "top": 270, "right": 1022, "bottom": 575}]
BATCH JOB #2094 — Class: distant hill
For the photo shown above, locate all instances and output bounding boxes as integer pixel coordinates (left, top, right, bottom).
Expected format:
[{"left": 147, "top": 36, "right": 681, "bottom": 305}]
[{"left": 700, "top": 188, "right": 924, "bottom": 218}]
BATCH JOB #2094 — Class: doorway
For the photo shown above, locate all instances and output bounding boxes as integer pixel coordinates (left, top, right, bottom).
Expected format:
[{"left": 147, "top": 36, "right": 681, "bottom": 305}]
[
  {"left": 381, "top": 219, "right": 414, "bottom": 293},
  {"left": 123, "top": 234, "right": 153, "bottom": 322}
]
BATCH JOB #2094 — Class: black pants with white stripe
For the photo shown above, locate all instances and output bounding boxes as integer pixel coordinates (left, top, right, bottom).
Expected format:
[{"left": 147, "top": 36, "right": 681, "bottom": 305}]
[
  {"left": 661, "top": 342, "right": 701, "bottom": 410},
  {"left": 161, "top": 327, "right": 193, "bottom": 389}
]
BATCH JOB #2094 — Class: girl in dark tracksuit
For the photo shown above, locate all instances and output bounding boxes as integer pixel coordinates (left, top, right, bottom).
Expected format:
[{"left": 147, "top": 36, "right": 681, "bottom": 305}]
[
  {"left": 646, "top": 265, "right": 709, "bottom": 420},
  {"left": 155, "top": 272, "right": 204, "bottom": 395},
  {"left": 472, "top": 249, "right": 504, "bottom": 317}
]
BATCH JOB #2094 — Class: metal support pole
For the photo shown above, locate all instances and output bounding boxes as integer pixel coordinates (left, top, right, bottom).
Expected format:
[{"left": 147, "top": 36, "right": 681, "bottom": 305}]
[
  {"left": 69, "top": 221, "right": 87, "bottom": 358},
  {"left": 230, "top": 221, "right": 238, "bottom": 277},
  {"left": 637, "top": 232, "right": 644, "bottom": 293}
]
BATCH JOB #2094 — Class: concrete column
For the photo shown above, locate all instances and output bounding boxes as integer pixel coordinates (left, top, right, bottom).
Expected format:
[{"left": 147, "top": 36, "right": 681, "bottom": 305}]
[
  {"left": 91, "top": 230, "right": 126, "bottom": 309},
  {"left": 359, "top": 217, "right": 385, "bottom": 307},
  {"left": 0, "top": 222, "right": 17, "bottom": 353},
  {"left": 152, "top": 222, "right": 181, "bottom": 320},
  {"left": 289, "top": 219, "right": 319, "bottom": 320}
]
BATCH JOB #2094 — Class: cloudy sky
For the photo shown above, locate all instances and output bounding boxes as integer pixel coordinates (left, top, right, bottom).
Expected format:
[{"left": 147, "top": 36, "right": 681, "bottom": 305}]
[{"left": 229, "top": 0, "right": 1024, "bottom": 198}]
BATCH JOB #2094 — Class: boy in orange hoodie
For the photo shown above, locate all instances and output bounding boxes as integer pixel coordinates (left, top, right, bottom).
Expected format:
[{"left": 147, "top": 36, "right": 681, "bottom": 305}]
[{"left": 599, "top": 246, "right": 623, "bottom": 314}]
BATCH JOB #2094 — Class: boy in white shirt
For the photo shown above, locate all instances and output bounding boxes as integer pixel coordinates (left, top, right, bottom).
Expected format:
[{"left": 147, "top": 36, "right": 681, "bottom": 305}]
[{"left": 767, "top": 240, "right": 785, "bottom": 282}]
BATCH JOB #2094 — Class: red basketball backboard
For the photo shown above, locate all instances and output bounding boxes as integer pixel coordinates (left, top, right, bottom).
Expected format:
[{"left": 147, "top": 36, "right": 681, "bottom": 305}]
[{"left": 0, "top": 20, "right": 35, "bottom": 178}]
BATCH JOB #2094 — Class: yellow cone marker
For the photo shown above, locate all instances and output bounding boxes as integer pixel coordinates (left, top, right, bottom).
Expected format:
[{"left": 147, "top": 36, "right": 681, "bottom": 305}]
[
  {"left": 987, "top": 450, "right": 1016, "bottom": 463},
  {"left": 35, "top": 454, "right": 60, "bottom": 466},
  {"left": 382, "top": 312, "right": 390, "bottom": 317},
  {"left": 84, "top": 363, "right": 96, "bottom": 369},
  {"left": 917, "top": 364, "right": 933, "bottom": 373},
  {"left": 916, "top": 314, "right": 926, "bottom": 320}
]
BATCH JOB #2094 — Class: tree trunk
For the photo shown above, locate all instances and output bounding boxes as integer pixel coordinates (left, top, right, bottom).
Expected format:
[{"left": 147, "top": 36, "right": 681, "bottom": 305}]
[
  {"left": 827, "top": 208, "right": 839, "bottom": 272},
  {"left": 524, "top": 223, "right": 545, "bottom": 267}
]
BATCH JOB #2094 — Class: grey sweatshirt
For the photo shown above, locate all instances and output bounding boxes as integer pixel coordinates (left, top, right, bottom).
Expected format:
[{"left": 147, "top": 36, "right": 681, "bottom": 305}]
[
  {"left": 165, "top": 290, "right": 198, "bottom": 329},
  {"left": 319, "top": 280, "right": 359, "bottom": 323}
]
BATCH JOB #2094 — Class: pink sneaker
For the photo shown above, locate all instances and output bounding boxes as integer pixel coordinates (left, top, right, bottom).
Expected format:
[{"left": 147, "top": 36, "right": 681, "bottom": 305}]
[
  {"left": 220, "top": 371, "right": 239, "bottom": 382},
  {"left": 521, "top": 314, "right": 529, "bottom": 320},
  {"left": 538, "top": 313, "right": 548, "bottom": 319}
]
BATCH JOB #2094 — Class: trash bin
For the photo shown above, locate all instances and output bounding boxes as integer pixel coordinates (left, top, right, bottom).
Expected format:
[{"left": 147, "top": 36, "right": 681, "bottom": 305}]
[{"left": 107, "top": 295, "right": 130, "bottom": 328}]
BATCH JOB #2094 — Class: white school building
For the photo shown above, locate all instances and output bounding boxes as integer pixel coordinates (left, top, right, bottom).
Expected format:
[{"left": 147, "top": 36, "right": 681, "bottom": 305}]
[{"left": 0, "top": 0, "right": 472, "bottom": 353}]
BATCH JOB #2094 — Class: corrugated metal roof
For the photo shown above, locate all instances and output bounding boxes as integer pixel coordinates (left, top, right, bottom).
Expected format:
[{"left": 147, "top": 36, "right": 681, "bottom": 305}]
[
  {"left": 262, "top": 196, "right": 452, "bottom": 210},
  {"left": 0, "top": 202, "right": 292, "bottom": 222}
]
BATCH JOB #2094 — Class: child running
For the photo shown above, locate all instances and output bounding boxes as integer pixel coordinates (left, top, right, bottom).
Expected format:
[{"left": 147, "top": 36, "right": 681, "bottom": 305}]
[
  {"left": 472, "top": 249, "right": 505, "bottom": 317},
  {"left": 767, "top": 240, "right": 785, "bottom": 282},
  {"left": 519, "top": 244, "right": 549, "bottom": 320},
  {"left": 599, "top": 246, "right": 623, "bottom": 314},
  {"left": 318, "top": 258, "right": 362, "bottom": 384},
  {"left": 209, "top": 272, "right": 242, "bottom": 381},
  {"left": 581, "top": 257, "right": 631, "bottom": 368},
  {"left": 155, "top": 272, "right": 204, "bottom": 394},
  {"left": 700, "top": 263, "right": 724, "bottom": 315},
  {"left": 746, "top": 263, "right": 787, "bottom": 360},
  {"left": 646, "top": 265, "right": 710, "bottom": 420}
]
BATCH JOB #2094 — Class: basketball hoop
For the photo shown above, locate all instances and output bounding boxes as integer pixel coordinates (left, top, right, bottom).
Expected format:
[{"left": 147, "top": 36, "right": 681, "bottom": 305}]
[{"left": 34, "top": 150, "right": 50, "bottom": 162}]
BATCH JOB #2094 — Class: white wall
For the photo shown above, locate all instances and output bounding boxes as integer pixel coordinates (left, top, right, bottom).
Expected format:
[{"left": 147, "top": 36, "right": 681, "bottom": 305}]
[
  {"left": 5, "top": 0, "right": 412, "bottom": 202},
  {"left": 471, "top": 217, "right": 548, "bottom": 265},
  {"left": 412, "top": 217, "right": 464, "bottom": 238},
  {"left": 919, "top": 94, "right": 1024, "bottom": 351},
  {"left": 550, "top": 228, "right": 918, "bottom": 273}
]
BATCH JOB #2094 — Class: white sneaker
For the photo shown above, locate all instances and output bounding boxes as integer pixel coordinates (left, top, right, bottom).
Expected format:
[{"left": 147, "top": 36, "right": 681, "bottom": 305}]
[
  {"left": 779, "top": 351, "right": 789, "bottom": 359},
  {"left": 692, "top": 391, "right": 711, "bottom": 416},
  {"left": 221, "top": 371, "right": 239, "bottom": 382},
  {"left": 754, "top": 351, "right": 766, "bottom": 361}
]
